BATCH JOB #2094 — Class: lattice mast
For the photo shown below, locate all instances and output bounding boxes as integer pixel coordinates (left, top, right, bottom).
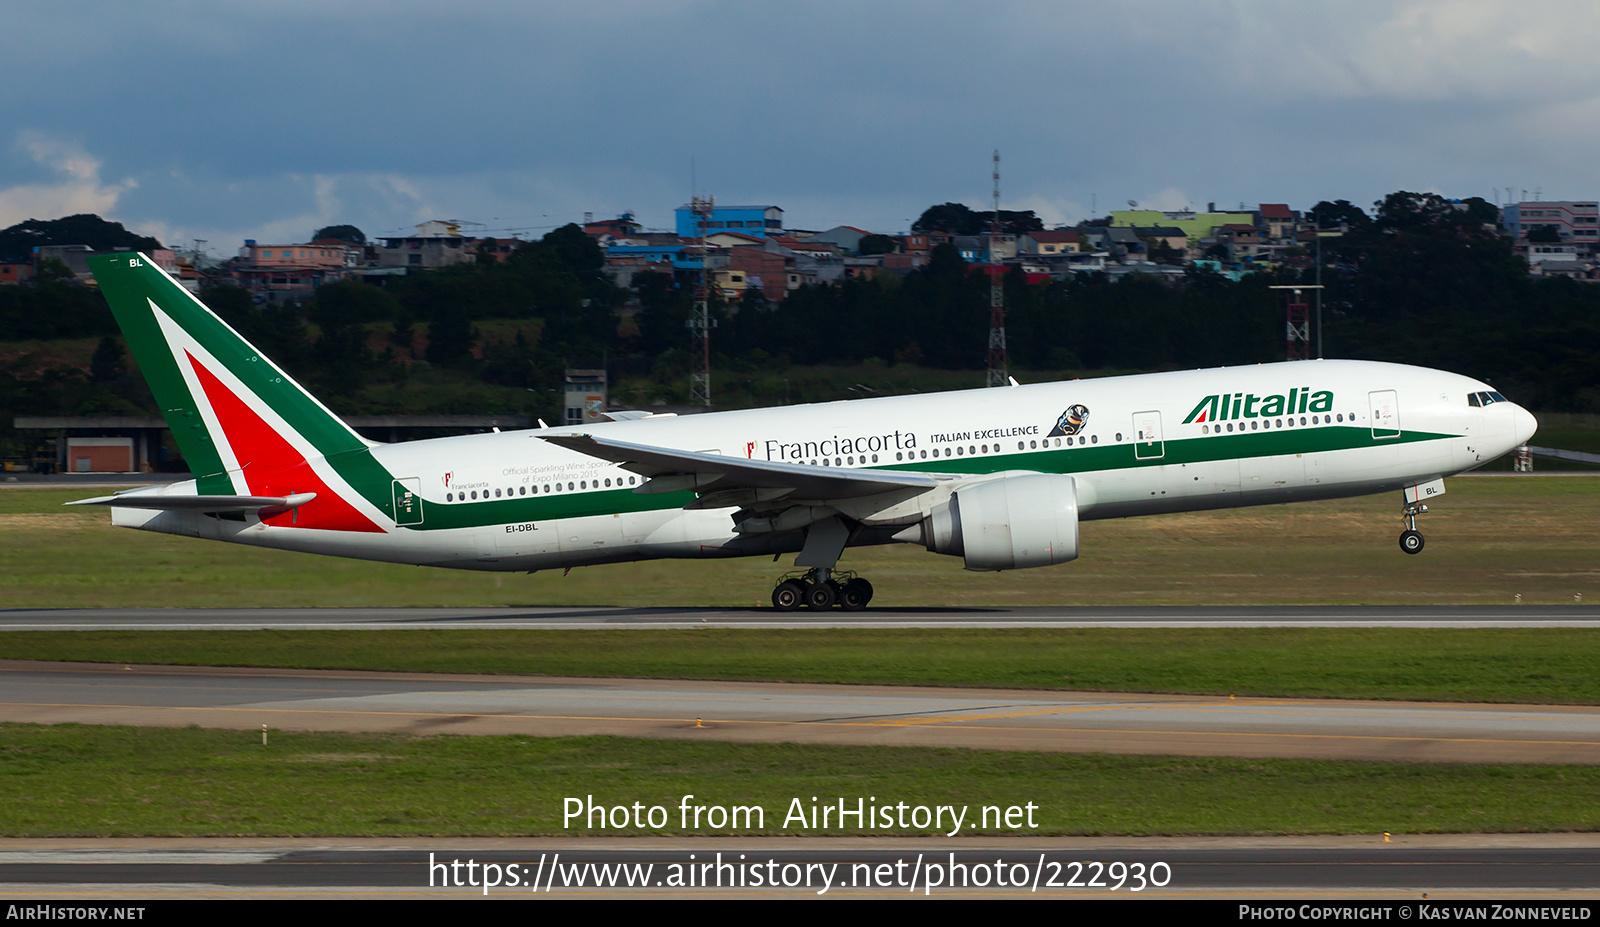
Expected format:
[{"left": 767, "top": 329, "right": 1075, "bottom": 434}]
[
  {"left": 688, "top": 195, "right": 714, "bottom": 409},
  {"left": 1269, "top": 285, "right": 1321, "bottom": 361},
  {"left": 986, "top": 149, "right": 1009, "bottom": 387}
]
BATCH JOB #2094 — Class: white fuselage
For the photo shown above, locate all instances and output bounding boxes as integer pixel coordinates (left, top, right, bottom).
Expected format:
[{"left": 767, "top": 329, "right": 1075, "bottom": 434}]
[{"left": 113, "top": 359, "right": 1537, "bottom": 572}]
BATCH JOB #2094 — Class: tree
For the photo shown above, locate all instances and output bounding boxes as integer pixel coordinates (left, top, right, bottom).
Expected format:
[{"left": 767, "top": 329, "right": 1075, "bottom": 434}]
[
  {"left": 534, "top": 223, "right": 606, "bottom": 280},
  {"left": 35, "top": 258, "right": 75, "bottom": 285},
  {"left": 632, "top": 271, "right": 690, "bottom": 351},
  {"left": 913, "top": 203, "right": 1044, "bottom": 236},
  {"left": 1146, "top": 238, "right": 1184, "bottom": 265},
  {"left": 1527, "top": 226, "right": 1562, "bottom": 244},
  {"left": 312, "top": 279, "right": 398, "bottom": 327},
  {"left": 90, "top": 336, "right": 126, "bottom": 383},
  {"left": 425, "top": 309, "right": 476, "bottom": 366},
  {"left": 1306, "top": 199, "right": 1371, "bottom": 232},
  {"left": 1374, "top": 191, "right": 1455, "bottom": 232},
  {"left": 913, "top": 203, "right": 982, "bottom": 235},
  {"left": 0, "top": 214, "right": 161, "bottom": 263},
  {"left": 1458, "top": 197, "right": 1500, "bottom": 230},
  {"left": 858, "top": 233, "right": 896, "bottom": 255},
  {"left": 313, "top": 224, "right": 366, "bottom": 245}
]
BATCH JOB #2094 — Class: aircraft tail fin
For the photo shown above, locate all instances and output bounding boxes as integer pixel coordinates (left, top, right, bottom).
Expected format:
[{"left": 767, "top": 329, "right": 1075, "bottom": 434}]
[{"left": 89, "top": 252, "right": 373, "bottom": 498}]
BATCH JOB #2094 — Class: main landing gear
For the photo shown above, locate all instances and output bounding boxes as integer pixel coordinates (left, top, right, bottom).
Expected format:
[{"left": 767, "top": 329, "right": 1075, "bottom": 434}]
[
  {"left": 771, "top": 569, "right": 874, "bottom": 612},
  {"left": 1399, "top": 501, "right": 1427, "bottom": 555},
  {"left": 771, "top": 515, "right": 873, "bottom": 610}
]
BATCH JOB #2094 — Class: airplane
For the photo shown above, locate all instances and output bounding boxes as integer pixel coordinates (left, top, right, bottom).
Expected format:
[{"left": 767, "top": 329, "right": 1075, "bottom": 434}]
[{"left": 71, "top": 252, "right": 1538, "bottom": 610}]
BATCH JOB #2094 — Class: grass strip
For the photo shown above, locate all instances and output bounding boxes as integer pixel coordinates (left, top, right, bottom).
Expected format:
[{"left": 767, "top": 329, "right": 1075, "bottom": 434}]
[
  {"left": 5, "top": 628, "right": 1600, "bottom": 704},
  {"left": 6, "top": 477, "right": 1600, "bottom": 608},
  {"left": 3, "top": 723, "right": 1597, "bottom": 837}
]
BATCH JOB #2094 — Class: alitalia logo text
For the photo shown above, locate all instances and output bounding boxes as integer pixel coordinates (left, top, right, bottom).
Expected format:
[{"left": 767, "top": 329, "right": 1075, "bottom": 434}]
[{"left": 1183, "top": 387, "right": 1334, "bottom": 424}]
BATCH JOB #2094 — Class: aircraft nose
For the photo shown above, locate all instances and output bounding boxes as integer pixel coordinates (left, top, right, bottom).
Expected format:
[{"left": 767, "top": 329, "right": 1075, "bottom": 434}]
[{"left": 1513, "top": 404, "right": 1538, "bottom": 446}]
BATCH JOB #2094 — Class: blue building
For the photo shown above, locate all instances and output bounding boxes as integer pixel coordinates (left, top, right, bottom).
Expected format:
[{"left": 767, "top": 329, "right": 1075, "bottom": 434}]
[{"left": 674, "top": 204, "right": 784, "bottom": 239}]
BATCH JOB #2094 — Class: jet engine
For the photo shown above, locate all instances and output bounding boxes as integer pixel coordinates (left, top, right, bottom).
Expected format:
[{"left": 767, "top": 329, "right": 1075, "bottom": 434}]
[{"left": 921, "top": 474, "right": 1080, "bottom": 571}]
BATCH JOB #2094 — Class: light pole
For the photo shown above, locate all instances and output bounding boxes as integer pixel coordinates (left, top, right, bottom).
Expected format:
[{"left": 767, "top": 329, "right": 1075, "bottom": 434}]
[{"left": 1314, "top": 226, "right": 1344, "bottom": 358}]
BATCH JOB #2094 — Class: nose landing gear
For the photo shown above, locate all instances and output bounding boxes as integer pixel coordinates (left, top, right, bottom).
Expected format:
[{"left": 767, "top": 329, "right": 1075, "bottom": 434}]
[
  {"left": 770, "top": 569, "right": 874, "bottom": 611},
  {"left": 1399, "top": 501, "right": 1427, "bottom": 555}
]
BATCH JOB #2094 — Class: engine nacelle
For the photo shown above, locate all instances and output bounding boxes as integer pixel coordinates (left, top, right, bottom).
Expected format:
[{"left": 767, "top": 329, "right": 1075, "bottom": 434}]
[{"left": 925, "top": 474, "right": 1080, "bottom": 571}]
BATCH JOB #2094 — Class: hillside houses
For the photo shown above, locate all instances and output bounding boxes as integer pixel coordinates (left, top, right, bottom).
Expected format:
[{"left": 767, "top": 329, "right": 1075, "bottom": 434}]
[{"left": 22, "top": 192, "right": 1579, "bottom": 306}]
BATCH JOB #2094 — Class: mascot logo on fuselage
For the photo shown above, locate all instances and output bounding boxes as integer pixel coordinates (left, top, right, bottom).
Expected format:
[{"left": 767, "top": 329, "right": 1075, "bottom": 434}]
[{"left": 1048, "top": 404, "right": 1089, "bottom": 438}]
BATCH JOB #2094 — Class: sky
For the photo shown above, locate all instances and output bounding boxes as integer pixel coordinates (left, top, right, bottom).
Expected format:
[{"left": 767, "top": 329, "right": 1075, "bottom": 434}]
[{"left": 2, "top": 1, "right": 1595, "bottom": 255}]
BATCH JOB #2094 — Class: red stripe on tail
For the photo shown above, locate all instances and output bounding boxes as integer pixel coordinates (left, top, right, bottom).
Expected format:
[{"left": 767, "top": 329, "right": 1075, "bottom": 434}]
[{"left": 186, "top": 352, "right": 383, "bottom": 532}]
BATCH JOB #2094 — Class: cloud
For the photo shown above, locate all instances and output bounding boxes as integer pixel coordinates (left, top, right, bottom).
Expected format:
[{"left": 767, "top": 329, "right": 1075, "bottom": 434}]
[{"left": 0, "top": 131, "right": 135, "bottom": 228}]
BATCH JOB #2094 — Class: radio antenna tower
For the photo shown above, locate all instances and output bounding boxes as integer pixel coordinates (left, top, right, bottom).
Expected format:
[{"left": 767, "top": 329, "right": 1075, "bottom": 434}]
[
  {"left": 986, "top": 149, "right": 1009, "bottom": 388},
  {"left": 688, "top": 194, "right": 715, "bottom": 409}
]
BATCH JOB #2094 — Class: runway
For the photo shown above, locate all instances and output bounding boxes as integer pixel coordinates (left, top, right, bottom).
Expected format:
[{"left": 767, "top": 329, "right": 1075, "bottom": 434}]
[
  {"left": 4, "top": 604, "right": 1600, "bottom": 629},
  {"left": 5, "top": 837, "right": 1600, "bottom": 897},
  {"left": 5, "top": 610, "right": 1599, "bottom": 899},
  {"left": 5, "top": 660, "right": 1599, "bottom": 764}
]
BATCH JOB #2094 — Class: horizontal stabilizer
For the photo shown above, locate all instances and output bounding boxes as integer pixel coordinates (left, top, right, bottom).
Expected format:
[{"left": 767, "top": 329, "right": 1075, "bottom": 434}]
[{"left": 67, "top": 491, "right": 318, "bottom": 513}]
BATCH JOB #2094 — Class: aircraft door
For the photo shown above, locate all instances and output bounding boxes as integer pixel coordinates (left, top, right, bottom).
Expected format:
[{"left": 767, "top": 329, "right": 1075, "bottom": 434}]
[
  {"left": 1132, "top": 411, "right": 1164, "bottom": 460},
  {"left": 1369, "top": 390, "right": 1400, "bottom": 439},
  {"left": 391, "top": 478, "right": 423, "bottom": 526}
]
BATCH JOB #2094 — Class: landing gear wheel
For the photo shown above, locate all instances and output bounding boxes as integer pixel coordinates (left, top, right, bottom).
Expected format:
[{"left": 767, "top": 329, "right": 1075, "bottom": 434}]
[
  {"left": 1399, "top": 529, "right": 1425, "bottom": 555},
  {"left": 804, "top": 580, "right": 837, "bottom": 610},
  {"left": 772, "top": 580, "right": 804, "bottom": 611},
  {"left": 838, "top": 578, "right": 874, "bottom": 611}
]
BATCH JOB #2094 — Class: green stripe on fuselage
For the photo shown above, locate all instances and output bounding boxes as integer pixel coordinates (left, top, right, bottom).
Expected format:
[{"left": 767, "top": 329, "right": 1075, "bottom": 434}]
[
  {"left": 392, "top": 484, "right": 698, "bottom": 530},
  {"left": 389, "top": 425, "right": 1454, "bottom": 532},
  {"left": 883, "top": 425, "right": 1456, "bottom": 477}
]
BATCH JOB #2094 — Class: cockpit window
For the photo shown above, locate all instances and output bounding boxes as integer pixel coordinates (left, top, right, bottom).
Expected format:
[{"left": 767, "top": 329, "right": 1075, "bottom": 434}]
[
  {"left": 1489, "top": 391, "right": 1507, "bottom": 403},
  {"left": 1469, "top": 391, "right": 1506, "bottom": 406},
  {"left": 1468, "top": 393, "right": 1481, "bottom": 407}
]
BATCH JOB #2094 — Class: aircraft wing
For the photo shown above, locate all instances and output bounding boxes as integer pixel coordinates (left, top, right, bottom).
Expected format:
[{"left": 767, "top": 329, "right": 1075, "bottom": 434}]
[{"left": 539, "top": 433, "right": 940, "bottom": 501}]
